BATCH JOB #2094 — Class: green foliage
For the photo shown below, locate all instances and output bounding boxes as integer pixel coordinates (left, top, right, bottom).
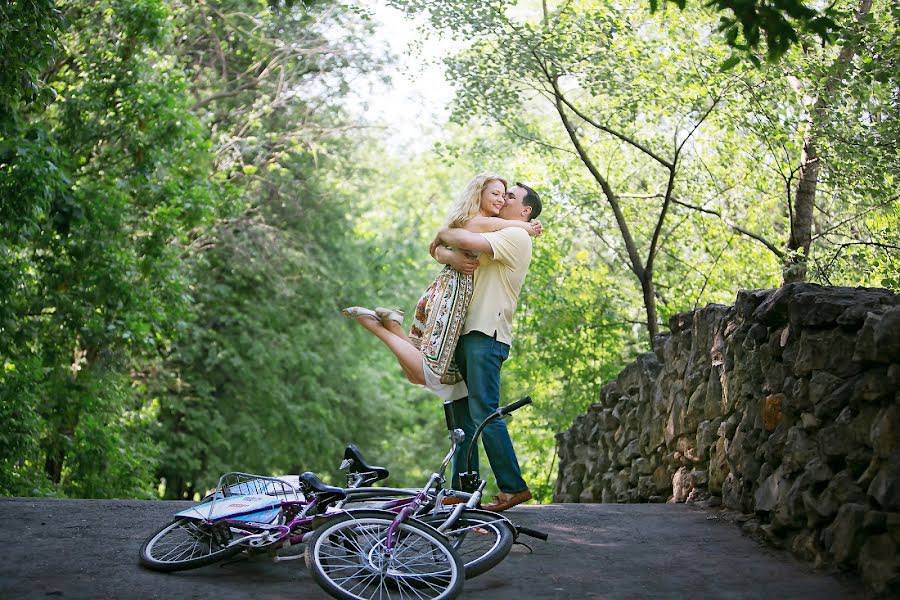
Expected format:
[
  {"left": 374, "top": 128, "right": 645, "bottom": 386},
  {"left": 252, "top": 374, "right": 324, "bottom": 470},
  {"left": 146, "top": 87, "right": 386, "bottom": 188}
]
[
  {"left": 0, "top": 0, "right": 65, "bottom": 111},
  {"left": 1, "top": 0, "right": 895, "bottom": 504},
  {"left": 1, "top": 0, "right": 228, "bottom": 498},
  {"left": 651, "top": 0, "right": 843, "bottom": 64}
]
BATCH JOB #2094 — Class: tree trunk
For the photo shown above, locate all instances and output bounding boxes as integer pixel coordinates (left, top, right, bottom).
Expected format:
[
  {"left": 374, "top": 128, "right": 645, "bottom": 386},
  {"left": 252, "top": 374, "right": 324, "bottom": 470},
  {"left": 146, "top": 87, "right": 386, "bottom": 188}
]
[
  {"left": 783, "top": 0, "right": 874, "bottom": 284},
  {"left": 784, "top": 132, "right": 818, "bottom": 283},
  {"left": 640, "top": 273, "right": 660, "bottom": 338}
]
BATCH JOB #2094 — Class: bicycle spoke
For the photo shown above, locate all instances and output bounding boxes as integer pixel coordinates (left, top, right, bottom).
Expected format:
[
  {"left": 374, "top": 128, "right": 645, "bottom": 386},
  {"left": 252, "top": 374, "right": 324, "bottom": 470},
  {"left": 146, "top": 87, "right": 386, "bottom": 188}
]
[{"left": 309, "top": 515, "right": 461, "bottom": 600}]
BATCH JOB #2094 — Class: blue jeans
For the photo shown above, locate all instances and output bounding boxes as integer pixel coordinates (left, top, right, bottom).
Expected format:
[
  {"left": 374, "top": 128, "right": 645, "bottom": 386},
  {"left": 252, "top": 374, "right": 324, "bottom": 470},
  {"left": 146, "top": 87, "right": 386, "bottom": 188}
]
[{"left": 449, "top": 331, "right": 528, "bottom": 493}]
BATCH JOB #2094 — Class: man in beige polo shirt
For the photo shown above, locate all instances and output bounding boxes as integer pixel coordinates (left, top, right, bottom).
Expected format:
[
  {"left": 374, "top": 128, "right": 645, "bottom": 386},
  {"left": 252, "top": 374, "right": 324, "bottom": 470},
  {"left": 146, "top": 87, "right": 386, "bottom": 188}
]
[{"left": 431, "top": 182, "right": 542, "bottom": 512}]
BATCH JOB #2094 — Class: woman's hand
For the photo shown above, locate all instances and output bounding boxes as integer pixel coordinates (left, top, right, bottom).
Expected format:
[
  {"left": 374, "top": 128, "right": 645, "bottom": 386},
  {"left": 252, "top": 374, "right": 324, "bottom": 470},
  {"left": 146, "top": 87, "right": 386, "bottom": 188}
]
[
  {"left": 429, "top": 233, "right": 443, "bottom": 258},
  {"left": 529, "top": 219, "right": 543, "bottom": 237}
]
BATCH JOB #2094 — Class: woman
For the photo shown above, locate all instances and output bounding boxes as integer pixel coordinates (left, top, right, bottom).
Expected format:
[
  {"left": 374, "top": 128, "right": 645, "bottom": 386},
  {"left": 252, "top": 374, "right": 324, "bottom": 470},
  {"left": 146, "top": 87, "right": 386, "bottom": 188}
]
[{"left": 343, "top": 173, "right": 541, "bottom": 401}]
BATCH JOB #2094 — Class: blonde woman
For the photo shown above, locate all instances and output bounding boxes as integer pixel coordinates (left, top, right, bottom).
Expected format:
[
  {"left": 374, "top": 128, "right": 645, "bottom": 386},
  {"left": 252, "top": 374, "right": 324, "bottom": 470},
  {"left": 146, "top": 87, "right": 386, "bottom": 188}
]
[{"left": 342, "top": 173, "right": 542, "bottom": 401}]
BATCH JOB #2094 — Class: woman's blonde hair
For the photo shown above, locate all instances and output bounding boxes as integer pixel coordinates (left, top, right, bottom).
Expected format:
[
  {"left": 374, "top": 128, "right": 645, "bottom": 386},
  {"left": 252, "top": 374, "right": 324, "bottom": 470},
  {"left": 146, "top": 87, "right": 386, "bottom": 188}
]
[{"left": 444, "top": 173, "right": 508, "bottom": 228}]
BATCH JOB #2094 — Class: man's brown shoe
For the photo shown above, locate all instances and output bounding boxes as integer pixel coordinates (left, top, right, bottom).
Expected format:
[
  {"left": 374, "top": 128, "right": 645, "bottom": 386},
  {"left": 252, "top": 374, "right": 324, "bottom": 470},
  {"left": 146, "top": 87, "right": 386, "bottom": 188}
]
[
  {"left": 441, "top": 496, "right": 467, "bottom": 506},
  {"left": 482, "top": 489, "right": 532, "bottom": 512}
]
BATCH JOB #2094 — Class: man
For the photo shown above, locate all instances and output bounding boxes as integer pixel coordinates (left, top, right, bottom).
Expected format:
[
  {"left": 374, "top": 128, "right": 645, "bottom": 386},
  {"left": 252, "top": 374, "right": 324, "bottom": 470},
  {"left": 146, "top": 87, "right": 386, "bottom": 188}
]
[{"left": 430, "top": 182, "right": 543, "bottom": 512}]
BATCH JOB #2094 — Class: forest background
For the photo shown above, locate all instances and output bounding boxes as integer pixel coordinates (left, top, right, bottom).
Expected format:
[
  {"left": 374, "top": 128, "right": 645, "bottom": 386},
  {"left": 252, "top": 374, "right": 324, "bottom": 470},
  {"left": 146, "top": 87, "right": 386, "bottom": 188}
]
[{"left": 1, "top": 0, "right": 896, "bottom": 502}]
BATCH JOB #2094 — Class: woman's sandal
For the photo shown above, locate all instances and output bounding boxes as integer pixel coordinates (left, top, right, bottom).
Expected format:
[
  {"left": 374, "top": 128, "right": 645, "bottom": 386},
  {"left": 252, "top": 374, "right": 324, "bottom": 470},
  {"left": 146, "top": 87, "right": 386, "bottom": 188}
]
[
  {"left": 341, "top": 306, "right": 379, "bottom": 321},
  {"left": 375, "top": 307, "right": 405, "bottom": 325}
]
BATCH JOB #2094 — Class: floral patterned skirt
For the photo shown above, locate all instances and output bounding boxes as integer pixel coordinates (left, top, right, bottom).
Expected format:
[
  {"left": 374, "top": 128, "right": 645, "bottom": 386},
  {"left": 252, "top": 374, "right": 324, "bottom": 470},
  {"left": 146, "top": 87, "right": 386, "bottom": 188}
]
[{"left": 409, "top": 265, "right": 474, "bottom": 385}]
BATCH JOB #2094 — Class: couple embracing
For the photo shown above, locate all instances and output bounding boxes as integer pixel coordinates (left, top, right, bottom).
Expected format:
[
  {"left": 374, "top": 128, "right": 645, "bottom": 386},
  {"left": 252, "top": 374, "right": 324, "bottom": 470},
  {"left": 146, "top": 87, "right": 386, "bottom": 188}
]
[{"left": 343, "top": 173, "right": 543, "bottom": 512}]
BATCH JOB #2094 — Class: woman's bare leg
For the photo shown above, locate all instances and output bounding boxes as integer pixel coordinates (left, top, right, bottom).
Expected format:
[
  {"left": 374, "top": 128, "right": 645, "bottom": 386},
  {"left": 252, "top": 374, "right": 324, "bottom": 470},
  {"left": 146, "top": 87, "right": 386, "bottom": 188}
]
[
  {"left": 383, "top": 319, "right": 417, "bottom": 347},
  {"left": 352, "top": 315, "right": 425, "bottom": 385}
]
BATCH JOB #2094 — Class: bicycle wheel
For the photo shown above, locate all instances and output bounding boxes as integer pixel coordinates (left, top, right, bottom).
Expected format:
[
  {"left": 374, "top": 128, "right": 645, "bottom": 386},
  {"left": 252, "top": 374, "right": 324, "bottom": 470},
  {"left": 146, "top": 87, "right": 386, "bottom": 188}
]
[
  {"left": 419, "top": 509, "right": 514, "bottom": 578},
  {"left": 305, "top": 510, "right": 464, "bottom": 600},
  {"left": 139, "top": 518, "right": 243, "bottom": 572}
]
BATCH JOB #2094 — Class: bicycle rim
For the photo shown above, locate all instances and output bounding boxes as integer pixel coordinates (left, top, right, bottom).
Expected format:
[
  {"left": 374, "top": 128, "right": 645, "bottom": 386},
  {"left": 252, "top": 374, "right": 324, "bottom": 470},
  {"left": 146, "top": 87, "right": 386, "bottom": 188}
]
[{"left": 306, "top": 512, "right": 463, "bottom": 600}]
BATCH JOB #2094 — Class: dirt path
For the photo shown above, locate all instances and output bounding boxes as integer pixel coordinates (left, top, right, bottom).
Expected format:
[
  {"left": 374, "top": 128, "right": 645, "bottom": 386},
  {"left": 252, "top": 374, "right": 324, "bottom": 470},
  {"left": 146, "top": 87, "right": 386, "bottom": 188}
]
[{"left": 0, "top": 498, "right": 864, "bottom": 599}]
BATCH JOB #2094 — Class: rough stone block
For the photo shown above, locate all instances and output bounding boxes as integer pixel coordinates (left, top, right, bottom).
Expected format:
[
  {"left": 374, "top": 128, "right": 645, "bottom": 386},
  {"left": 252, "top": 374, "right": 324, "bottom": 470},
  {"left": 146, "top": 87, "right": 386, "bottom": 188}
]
[
  {"left": 791, "top": 376, "right": 811, "bottom": 411},
  {"left": 814, "top": 470, "right": 867, "bottom": 522},
  {"left": 789, "top": 530, "right": 820, "bottom": 562},
  {"left": 853, "top": 306, "right": 900, "bottom": 364},
  {"left": 852, "top": 368, "right": 896, "bottom": 403},
  {"left": 690, "top": 469, "right": 709, "bottom": 488},
  {"left": 762, "top": 418, "right": 791, "bottom": 465},
  {"left": 781, "top": 426, "right": 819, "bottom": 475},
  {"left": 632, "top": 457, "right": 652, "bottom": 476},
  {"left": 813, "top": 378, "right": 856, "bottom": 420},
  {"left": 736, "top": 288, "right": 772, "bottom": 320},
  {"left": 754, "top": 468, "right": 790, "bottom": 512},
  {"left": 709, "top": 437, "right": 730, "bottom": 493},
  {"left": 868, "top": 450, "right": 900, "bottom": 511},
  {"left": 871, "top": 405, "right": 900, "bottom": 459},
  {"left": 664, "top": 390, "right": 689, "bottom": 447},
  {"left": 774, "top": 472, "right": 813, "bottom": 529},
  {"left": 579, "top": 485, "right": 600, "bottom": 503},
  {"left": 808, "top": 370, "right": 844, "bottom": 402},
  {"left": 800, "top": 412, "right": 820, "bottom": 430},
  {"left": 695, "top": 418, "right": 720, "bottom": 460},
  {"left": 858, "top": 534, "right": 900, "bottom": 595},
  {"left": 671, "top": 466, "right": 693, "bottom": 503},
  {"left": 823, "top": 503, "right": 868, "bottom": 565},
  {"left": 795, "top": 329, "right": 861, "bottom": 378},
  {"left": 618, "top": 439, "right": 641, "bottom": 465},
  {"left": 762, "top": 393, "right": 785, "bottom": 432}
]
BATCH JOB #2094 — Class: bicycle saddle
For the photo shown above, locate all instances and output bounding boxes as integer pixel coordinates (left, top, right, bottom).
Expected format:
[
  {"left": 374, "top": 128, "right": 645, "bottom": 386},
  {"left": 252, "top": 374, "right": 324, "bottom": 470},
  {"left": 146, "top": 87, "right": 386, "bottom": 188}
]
[
  {"left": 342, "top": 444, "right": 389, "bottom": 483},
  {"left": 299, "top": 471, "right": 347, "bottom": 500}
]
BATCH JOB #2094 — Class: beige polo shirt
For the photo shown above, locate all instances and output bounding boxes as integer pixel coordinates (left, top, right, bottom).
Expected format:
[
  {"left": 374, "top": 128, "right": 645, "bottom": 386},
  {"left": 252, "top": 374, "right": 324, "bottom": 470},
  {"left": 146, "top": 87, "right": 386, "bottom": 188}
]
[{"left": 461, "top": 227, "right": 532, "bottom": 346}]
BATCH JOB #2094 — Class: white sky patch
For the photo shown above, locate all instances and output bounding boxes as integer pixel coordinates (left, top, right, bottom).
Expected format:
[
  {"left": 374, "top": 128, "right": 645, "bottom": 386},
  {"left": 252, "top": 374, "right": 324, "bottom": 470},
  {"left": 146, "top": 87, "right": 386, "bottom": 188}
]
[{"left": 344, "top": 1, "right": 458, "bottom": 154}]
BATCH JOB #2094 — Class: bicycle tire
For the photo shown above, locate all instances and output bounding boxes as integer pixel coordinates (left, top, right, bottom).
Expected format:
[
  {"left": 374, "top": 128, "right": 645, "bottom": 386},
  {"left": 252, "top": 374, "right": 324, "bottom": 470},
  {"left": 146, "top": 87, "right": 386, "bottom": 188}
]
[
  {"left": 138, "top": 518, "right": 243, "bottom": 572},
  {"left": 305, "top": 509, "right": 464, "bottom": 600},
  {"left": 418, "top": 509, "right": 514, "bottom": 578}
]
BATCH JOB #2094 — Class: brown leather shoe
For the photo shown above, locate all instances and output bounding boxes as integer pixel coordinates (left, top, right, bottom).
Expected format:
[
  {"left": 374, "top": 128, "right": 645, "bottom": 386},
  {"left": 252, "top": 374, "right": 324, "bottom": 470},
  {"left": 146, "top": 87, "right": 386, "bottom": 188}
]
[
  {"left": 441, "top": 496, "right": 466, "bottom": 506},
  {"left": 481, "top": 489, "right": 532, "bottom": 512}
]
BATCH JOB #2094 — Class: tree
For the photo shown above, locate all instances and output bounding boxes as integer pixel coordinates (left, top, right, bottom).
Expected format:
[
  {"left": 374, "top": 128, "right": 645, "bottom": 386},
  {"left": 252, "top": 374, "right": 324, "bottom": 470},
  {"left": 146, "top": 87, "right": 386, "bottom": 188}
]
[
  {"left": 390, "top": 0, "right": 750, "bottom": 339},
  {"left": 782, "top": 0, "right": 879, "bottom": 283},
  {"left": 1, "top": 0, "right": 221, "bottom": 496},
  {"left": 389, "top": 0, "right": 898, "bottom": 338},
  {"left": 147, "top": 0, "right": 410, "bottom": 497}
]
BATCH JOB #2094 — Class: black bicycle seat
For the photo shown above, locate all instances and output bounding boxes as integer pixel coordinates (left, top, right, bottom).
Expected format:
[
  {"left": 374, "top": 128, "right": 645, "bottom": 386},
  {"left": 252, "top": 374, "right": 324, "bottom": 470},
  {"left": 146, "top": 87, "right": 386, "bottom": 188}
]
[
  {"left": 343, "top": 444, "right": 389, "bottom": 482},
  {"left": 300, "top": 471, "right": 347, "bottom": 500}
]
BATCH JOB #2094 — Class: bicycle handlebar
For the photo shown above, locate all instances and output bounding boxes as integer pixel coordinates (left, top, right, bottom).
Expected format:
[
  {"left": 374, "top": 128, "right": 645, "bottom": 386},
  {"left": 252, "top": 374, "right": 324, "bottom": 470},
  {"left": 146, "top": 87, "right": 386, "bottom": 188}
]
[
  {"left": 516, "top": 526, "right": 549, "bottom": 541},
  {"left": 499, "top": 396, "right": 531, "bottom": 416},
  {"left": 463, "top": 396, "right": 534, "bottom": 480}
]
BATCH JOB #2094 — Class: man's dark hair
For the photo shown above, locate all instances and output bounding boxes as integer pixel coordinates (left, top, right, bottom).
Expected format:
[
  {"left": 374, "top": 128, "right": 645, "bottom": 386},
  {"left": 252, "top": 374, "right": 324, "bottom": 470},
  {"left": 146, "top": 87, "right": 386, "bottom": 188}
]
[{"left": 516, "top": 182, "right": 542, "bottom": 221}]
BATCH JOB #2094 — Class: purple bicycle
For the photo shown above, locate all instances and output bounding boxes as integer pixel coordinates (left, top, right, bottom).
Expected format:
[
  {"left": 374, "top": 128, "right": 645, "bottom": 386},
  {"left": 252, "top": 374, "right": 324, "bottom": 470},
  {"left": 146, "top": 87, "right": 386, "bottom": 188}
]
[{"left": 138, "top": 471, "right": 464, "bottom": 600}]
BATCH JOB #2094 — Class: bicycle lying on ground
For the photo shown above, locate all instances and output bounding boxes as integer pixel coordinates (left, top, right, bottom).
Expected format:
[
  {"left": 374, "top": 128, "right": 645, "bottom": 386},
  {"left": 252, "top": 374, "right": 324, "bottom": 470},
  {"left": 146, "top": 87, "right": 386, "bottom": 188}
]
[
  {"left": 139, "top": 471, "right": 464, "bottom": 600},
  {"left": 139, "top": 395, "right": 545, "bottom": 598},
  {"left": 336, "top": 395, "right": 548, "bottom": 578}
]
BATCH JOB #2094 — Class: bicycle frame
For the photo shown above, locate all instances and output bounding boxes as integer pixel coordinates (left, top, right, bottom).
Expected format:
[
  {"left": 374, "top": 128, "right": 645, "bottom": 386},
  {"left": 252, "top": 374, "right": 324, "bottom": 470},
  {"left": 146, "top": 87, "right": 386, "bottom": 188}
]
[
  {"left": 175, "top": 475, "right": 418, "bottom": 560},
  {"left": 339, "top": 397, "right": 535, "bottom": 536}
]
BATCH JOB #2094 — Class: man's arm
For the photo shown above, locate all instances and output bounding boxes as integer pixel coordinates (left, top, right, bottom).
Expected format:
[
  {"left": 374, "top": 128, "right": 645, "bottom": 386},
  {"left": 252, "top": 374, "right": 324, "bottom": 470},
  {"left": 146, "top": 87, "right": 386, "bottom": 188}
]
[
  {"left": 431, "top": 244, "right": 480, "bottom": 276},
  {"left": 435, "top": 227, "right": 494, "bottom": 256},
  {"left": 466, "top": 216, "right": 543, "bottom": 236}
]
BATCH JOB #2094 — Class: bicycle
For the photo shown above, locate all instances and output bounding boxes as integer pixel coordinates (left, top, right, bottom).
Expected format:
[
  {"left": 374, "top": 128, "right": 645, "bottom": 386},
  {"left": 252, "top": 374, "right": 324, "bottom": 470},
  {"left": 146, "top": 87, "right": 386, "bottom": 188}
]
[
  {"left": 139, "top": 471, "right": 464, "bottom": 600},
  {"left": 337, "top": 395, "right": 548, "bottom": 578}
]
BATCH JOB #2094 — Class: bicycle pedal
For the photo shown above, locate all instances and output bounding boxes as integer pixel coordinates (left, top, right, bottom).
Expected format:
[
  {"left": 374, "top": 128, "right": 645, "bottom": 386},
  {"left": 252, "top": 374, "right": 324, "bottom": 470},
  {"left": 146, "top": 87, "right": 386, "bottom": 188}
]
[{"left": 273, "top": 553, "right": 305, "bottom": 562}]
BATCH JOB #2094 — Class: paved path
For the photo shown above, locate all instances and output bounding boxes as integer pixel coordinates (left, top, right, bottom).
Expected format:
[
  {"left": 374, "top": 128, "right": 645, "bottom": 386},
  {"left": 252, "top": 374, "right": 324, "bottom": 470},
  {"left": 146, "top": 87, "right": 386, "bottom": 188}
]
[{"left": 0, "top": 498, "right": 865, "bottom": 599}]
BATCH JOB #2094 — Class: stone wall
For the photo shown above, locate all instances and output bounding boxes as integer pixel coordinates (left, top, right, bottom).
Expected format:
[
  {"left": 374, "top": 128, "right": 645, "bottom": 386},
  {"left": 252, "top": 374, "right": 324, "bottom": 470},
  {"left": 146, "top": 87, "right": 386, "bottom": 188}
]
[{"left": 554, "top": 284, "right": 899, "bottom": 594}]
